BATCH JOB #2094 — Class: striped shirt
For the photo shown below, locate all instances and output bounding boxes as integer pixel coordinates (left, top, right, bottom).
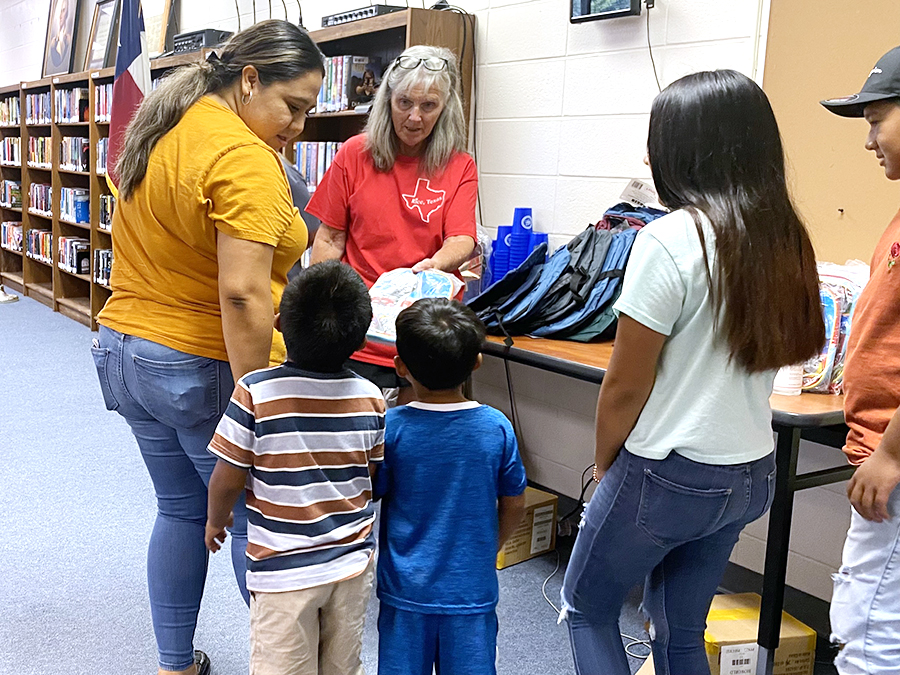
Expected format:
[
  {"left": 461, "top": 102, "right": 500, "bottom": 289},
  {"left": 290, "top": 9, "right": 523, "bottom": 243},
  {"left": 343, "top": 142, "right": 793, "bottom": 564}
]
[{"left": 209, "top": 363, "right": 385, "bottom": 593}]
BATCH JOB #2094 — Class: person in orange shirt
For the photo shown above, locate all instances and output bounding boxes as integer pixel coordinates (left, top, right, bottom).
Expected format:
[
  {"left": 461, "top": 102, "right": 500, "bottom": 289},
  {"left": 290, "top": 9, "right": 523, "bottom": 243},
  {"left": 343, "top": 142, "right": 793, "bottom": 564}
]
[
  {"left": 821, "top": 45, "right": 900, "bottom": 675},
  {"left": 91, "top": 21, "right": 323, "bottom": 675}
]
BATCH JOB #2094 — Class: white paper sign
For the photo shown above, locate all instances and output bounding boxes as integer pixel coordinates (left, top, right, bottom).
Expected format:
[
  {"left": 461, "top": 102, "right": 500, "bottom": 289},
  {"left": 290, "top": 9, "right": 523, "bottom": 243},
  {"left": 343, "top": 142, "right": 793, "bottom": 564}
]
[
  {"left": 720, "top": 643, "right": 758, "bottom": 675},
  {"left": 530, "top": 505, "right": 555, "bottom": 555}
]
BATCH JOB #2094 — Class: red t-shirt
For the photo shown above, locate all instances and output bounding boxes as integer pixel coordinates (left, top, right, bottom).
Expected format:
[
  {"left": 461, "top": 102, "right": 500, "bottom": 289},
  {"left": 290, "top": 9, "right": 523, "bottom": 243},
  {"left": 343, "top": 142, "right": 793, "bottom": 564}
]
[
  {"left": 306, "top": 133, "right": 477, "bottom": 368},
  {"left": 843, "top": 209, "right": 900, "bottom": 464}
]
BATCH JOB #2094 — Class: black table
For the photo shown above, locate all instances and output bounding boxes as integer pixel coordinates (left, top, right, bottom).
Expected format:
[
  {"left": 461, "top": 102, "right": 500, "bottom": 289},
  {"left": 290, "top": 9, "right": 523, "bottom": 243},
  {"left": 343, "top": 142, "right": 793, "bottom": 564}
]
[{"left": 482, "top": 335, "right": 851, "bottom": 675}]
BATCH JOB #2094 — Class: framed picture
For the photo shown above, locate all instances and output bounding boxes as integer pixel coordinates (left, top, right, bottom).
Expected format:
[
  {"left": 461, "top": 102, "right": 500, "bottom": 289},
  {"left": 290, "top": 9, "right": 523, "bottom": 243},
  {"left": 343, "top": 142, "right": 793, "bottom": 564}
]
[
  {"left": 570, "top": 0, "right": 641, "bottom": 23},
  {"left": 142, "top": 0, "right": 174, "bottom": 58},
  {"left": 43, "top": 0, "right": 82, "bottom": 77},
  {"left": 84, "top": 0, "right": 120, "bottom": 71}
]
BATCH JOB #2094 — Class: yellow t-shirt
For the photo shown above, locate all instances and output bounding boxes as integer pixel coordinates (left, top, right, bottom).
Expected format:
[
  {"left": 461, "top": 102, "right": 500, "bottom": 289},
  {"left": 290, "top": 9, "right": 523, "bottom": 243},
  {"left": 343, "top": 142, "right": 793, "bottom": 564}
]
[{"left": 98, "top": 96, "right": 307, "bottom": 364}]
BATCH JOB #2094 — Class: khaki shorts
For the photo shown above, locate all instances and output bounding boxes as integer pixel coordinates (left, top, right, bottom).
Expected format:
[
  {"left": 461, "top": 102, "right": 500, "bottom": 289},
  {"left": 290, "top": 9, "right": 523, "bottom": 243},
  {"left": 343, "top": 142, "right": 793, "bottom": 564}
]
[{"left": 250, "top": 557, "right": 375, "bottom": 675}]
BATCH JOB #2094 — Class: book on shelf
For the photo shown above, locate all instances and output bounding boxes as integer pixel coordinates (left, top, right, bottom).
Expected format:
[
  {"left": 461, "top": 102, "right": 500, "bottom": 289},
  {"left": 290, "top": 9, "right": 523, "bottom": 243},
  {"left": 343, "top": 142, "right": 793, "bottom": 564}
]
[
  {"left": 0, "top": 96, "right": 20, "bottom": 126},
  {"left": 97, "top": 138, "right": 109, "bottom": 174},
  {"left": 314, "top": 56, "right": 382, "bottom": 114},
  {"left": 60, "top": 187, "right": 89, "bottom": 223},
  {"left": 1, "top": 221, "right": 23, "bottom": 252},
  {"left": 95, "top": 84, "right": 112, "bottom": 123},
  {"left": 99, "top": 193, "right": 115, "bottom": 231},
  {"left": 60, "top": 137, "right": 89, "bottom": 172},
  {"left": 54, "top": 88, "right": 89, "bottom": 124},
  {"left": 1, "top": 180, "right": 22, "bottom": 208},
  {"left": 28, "top": 183, "right": 52, "bottom": 214},
  {"left": 25, "top": 93, "right": 51, "bottom": 125},
  {"left": 27, "top": 136, "right": 51, "bottom": 166},
  {"left": 1, "top": 137, "right": 21, "bottom": 166},
  {"left": 94, "top": 248, "right": 112, "bottom": 286},
  {"left": 25, "top": 228, "right": 51, "bottom": 263},
  {"left": 295, "top": 141, "right": 343, "bottom": 192},
  {"left": 57, "top": 236, "right": 90, "bottom": 275}
]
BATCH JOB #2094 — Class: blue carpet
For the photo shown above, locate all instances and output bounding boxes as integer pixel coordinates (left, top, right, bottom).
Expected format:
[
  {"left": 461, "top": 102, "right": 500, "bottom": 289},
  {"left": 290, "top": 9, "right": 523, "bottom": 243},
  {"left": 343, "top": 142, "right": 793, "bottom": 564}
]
[{"left": 0, "top": 295, "right": 654, "bottom": 675}]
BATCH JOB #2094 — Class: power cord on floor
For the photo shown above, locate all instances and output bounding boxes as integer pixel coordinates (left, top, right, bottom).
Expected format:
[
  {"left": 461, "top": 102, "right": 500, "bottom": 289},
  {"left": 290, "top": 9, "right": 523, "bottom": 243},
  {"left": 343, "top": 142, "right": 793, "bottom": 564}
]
[{"left": 538, "top": 548, "right": 652, "bottom": 660}]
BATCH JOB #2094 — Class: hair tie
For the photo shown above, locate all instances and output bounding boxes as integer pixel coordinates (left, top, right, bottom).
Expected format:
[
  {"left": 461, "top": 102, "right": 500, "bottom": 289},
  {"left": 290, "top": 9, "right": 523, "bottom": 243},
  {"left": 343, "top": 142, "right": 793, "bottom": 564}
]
[{"left": 205, "top": 51, "right": 226, "bottom": 72}]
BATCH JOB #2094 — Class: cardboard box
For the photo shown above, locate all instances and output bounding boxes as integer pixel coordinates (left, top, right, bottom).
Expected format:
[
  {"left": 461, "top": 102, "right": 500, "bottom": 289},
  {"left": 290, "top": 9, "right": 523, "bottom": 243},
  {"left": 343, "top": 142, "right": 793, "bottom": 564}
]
[
  {"left": 496, "top": 486, "right": 557, "bottom": 569},
  {"left": 635, "top": 593, "right": 815, "bottom": 675}
]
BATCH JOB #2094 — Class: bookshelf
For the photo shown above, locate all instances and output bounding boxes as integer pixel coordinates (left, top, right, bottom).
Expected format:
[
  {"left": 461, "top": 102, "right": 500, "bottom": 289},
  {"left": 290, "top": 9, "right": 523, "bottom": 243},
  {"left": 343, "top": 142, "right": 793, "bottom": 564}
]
[
  {"left": 0, "top": 82, "right": 23, "bottom": 294},
  {"left": 0, "top": 53, "right": 200, "bottom": 329},
  {"left": 0, "top": 8, "right": 474, "bottom": 330}
]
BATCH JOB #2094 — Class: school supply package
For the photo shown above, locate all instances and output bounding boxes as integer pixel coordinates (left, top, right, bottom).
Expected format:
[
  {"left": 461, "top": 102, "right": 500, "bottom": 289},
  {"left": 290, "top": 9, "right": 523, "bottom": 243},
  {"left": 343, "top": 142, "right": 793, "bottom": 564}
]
[
  {"left": 468, "top": 202, "right": 666, "bottom": 342},
  {"left": 802, "top": 261, "right": 869, "bottom": 394},
  {"left": 366, "top": 268, "right": 464, "bottom": 343}
]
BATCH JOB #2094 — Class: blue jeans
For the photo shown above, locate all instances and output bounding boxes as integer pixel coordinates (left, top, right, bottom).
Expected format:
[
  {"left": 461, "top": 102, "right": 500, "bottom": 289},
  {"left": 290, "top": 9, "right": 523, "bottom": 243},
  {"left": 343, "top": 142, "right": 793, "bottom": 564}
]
[
  {"left": 92, "top": 325, "right": 249, "bottom": 671},
  {"left": 561, "top": 449, "right": 776, "bottom": 675}
]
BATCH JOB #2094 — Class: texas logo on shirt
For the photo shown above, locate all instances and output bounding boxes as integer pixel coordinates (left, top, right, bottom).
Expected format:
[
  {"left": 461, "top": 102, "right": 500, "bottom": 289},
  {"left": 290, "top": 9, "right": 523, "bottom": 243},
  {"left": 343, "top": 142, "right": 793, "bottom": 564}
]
[{"left": 402, "top": 178, "right": 446, "bottom": 223}]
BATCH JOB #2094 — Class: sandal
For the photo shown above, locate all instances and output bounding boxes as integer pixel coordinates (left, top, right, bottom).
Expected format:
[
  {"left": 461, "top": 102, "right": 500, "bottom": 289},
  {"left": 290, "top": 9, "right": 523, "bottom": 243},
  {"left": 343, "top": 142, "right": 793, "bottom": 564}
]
[{"left": 194, "top": 650, "right": 211, "bottom": 675}]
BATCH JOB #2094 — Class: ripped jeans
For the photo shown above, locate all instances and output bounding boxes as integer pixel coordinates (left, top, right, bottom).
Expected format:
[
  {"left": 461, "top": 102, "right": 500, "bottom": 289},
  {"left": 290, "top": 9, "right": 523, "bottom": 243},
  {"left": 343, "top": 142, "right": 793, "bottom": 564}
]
[
  {"left": 830, "top": 486, "right": 900, "bottom": 675},
  {"left": 560, "top": 449, "right": 776, "bottom": 675}
]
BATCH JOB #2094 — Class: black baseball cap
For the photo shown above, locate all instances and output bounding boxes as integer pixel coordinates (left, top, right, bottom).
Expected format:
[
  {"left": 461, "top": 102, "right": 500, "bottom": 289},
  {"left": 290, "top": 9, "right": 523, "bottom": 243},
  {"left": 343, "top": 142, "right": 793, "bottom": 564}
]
[{"left": 821, "top": 46, "right": 900, "bottom": 118}]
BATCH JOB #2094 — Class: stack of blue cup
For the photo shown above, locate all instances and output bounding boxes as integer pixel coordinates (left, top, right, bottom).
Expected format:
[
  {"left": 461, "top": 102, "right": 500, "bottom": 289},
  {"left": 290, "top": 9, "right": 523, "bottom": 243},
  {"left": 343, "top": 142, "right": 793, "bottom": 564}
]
[
  {"left": 529, "top": 231, "right": 548, "bottom": 252},
  {"left": 508, "top": 207, "right": 533, "bottom": 269},
  {"left": 491, "top": 224, "right": 512, "bottom": 280}
]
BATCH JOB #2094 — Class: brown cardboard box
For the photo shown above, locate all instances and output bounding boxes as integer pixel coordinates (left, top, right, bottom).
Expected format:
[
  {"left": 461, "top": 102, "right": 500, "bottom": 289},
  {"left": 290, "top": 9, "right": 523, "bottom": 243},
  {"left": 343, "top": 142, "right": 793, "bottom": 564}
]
[
  {"left": 496, "top": 486, "right": 557, "bottom": 569},
  {"left": 633, "top": 593, "right": 815, "bottom": 675}
]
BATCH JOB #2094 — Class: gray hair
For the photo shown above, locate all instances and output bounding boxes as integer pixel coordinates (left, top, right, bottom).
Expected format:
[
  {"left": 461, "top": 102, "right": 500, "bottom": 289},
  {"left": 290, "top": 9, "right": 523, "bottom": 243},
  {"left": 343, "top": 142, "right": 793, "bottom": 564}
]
[
  {"left": 116, "top": 20, "right": 324, "bottom": 200},
  {"left": 364, "top": 45, "right": 467, "bottom": 175}
]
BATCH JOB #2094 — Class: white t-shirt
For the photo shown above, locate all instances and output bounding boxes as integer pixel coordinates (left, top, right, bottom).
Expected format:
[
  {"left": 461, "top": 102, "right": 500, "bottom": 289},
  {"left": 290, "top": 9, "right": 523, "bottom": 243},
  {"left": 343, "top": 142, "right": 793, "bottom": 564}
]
[{"left": 614, "top": 208, "right": 776, "bottom": 465}]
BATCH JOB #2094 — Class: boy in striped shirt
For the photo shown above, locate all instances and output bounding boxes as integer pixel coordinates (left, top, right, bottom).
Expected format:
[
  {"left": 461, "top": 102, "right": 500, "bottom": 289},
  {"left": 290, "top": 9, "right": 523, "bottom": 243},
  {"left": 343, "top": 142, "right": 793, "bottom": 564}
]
[{"left": 205, "top": 260, "right": 385, "bottom": 675}]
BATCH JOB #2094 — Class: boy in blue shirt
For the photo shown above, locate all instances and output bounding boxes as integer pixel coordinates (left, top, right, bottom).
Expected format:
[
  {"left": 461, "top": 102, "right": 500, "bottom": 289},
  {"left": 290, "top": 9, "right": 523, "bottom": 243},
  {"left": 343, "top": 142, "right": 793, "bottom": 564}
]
[{"left": 375, "top": 298, "right": 527, "bottom": 675}]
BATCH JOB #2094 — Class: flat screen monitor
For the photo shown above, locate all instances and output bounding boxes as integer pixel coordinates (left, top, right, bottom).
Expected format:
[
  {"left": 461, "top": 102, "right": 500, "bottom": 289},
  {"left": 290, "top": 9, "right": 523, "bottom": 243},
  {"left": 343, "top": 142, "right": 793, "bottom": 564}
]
[{"left": 570, "top": 0, "right": 641, "bottom": 22}]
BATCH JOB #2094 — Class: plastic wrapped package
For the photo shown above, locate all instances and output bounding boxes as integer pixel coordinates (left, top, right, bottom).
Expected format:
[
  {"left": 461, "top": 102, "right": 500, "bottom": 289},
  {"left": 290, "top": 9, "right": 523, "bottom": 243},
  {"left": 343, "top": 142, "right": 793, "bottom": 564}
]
[
  {"left": 803, "top": 285, "right": 843, "bottom": 392},
  {"left": 802, "top": 261, "right": 870, "bottom": 394},
  {"left": 367, "top": 268, "right": 464, "bottom": 343},
  {"left": 818, "top": 260, "right": 869, "bottom": 394}
]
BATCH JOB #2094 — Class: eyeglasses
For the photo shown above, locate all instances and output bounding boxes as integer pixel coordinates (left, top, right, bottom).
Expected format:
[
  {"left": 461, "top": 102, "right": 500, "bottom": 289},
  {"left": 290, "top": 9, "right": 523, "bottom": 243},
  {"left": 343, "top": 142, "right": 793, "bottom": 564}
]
[{"left": 394, "top": 55, "right": 449, "bottom": 72}]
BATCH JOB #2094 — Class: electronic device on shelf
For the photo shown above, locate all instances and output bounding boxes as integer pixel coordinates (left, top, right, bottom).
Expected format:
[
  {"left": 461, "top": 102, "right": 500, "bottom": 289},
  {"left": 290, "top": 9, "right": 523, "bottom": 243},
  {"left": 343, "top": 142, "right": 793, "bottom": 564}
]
[
  {"left": 172, "top": 29, "right": 233, "bottom": 54},
  {"left": 322, "top": 5, "right": 408, "bottom": 27}
]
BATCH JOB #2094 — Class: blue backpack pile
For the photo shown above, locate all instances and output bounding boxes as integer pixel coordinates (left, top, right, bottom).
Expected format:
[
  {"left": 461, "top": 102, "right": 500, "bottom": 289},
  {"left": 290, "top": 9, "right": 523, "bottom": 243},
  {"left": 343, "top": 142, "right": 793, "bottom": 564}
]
[{"left": 467, "top": 202, "right": 666, "bottom": 342}]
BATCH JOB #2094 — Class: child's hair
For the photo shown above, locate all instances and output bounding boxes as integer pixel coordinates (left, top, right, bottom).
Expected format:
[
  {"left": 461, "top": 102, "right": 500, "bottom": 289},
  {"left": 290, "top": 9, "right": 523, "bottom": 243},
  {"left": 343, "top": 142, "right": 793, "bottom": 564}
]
[
  {"left": 647, "top": 69, "right": 825, "bottom": 373},
  {"left": 279, "top": 260, "right": 372, "bottom": 372},
  {"left": 395, "top": 298, "right": 485, "bottom": 390}
]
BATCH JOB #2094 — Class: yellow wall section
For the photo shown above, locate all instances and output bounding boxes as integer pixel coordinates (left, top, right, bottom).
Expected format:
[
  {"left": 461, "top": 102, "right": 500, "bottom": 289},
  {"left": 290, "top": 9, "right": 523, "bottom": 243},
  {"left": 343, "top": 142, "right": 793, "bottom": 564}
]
[{"left": 764, "top": 0, "right": 900, "bottom": 264}]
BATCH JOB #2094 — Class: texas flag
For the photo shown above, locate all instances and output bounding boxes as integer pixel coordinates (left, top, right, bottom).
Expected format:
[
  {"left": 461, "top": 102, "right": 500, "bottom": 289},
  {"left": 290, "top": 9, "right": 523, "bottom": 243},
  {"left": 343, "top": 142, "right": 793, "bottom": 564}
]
[{"left": 107, "top": 0, "right": 150, "bottom": 192}]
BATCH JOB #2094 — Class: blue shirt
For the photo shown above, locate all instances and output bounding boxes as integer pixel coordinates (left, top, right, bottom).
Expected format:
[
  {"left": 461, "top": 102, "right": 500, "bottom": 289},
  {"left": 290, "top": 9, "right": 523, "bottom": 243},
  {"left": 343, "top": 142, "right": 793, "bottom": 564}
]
[{"left": 375, "top": 401, "right": 528, "bottom": 614}]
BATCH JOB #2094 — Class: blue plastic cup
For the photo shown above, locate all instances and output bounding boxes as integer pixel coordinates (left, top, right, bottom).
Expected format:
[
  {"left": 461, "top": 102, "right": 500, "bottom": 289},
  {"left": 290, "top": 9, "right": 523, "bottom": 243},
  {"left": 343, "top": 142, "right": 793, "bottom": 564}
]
[
  {"left": 512, "top": 207, "right": 533, "bottom": 240},
  {"left": 529, "top": 231, "right": 548, "bottom": 251},
  {"left": 492, "top": 225, "right": 512, "bottom": 279}
]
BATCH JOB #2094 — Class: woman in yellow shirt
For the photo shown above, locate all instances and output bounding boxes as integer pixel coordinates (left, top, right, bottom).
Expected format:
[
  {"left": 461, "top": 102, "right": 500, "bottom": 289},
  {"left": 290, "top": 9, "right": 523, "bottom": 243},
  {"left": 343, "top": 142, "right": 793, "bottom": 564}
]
[{"left": 91, "top": 20, "right": 323, "bottom": 675}]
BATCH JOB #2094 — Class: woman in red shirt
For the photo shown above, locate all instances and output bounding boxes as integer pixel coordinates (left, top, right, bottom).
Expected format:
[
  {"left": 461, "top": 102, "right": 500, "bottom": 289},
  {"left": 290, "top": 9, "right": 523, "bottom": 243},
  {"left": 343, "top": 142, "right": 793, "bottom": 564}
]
[{"left": 307, "top": 45, "right": 477, "bottom": 396}]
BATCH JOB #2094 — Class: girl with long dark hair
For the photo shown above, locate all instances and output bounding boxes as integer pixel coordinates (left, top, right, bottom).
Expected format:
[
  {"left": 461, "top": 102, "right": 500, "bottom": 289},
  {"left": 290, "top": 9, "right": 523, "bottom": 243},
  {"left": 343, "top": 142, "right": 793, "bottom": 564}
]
[{"left": 559, "top": 70, "right": 825, "bottom": 674}]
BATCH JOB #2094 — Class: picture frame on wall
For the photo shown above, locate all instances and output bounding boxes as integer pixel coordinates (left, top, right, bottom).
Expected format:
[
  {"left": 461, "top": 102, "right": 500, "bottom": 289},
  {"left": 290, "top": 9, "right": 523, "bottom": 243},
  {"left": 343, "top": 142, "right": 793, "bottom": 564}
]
[
  {"left": 84, "top": 0, "right": 120, "bottom": 71},
  {"left": 42, "top": 0, "right": 81, "bottom": 77},
  {"left": 142, "top": 0, "right": 174, "bottom": 58}
]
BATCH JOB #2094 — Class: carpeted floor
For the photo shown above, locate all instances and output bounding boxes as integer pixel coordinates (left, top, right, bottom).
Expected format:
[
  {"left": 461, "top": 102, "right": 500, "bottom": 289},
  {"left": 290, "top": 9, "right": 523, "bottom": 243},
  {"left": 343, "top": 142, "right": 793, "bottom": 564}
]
[{"left": 0, "top": 294, "right": 655, "bottom": 675}]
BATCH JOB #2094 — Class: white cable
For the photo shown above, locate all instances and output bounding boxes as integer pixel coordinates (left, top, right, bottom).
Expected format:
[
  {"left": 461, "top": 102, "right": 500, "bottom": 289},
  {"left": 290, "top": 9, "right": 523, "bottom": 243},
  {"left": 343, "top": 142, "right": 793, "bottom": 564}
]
[
  {"left": 541, "top": 550, "right": 561, "bottom": 613},
  {"left": 540, "top": 550, "right": 652, "bottom": 661}
]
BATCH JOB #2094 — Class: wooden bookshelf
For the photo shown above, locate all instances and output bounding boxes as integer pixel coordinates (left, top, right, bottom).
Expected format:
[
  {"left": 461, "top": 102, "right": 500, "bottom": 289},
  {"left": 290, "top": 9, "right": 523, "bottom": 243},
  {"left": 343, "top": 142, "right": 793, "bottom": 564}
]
[
  {"left": 0, "top": 82, "right": 23, "bottom": 292},
  {"left": 0, "top": 54, "right": 207, "bottom": 327}
]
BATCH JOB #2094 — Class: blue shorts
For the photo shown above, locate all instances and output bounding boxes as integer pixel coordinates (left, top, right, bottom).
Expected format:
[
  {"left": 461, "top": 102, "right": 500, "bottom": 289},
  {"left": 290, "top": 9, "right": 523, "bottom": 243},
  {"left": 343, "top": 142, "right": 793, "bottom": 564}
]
[{"left": 377, "top": 604, "right": 498, "bottom": 675}]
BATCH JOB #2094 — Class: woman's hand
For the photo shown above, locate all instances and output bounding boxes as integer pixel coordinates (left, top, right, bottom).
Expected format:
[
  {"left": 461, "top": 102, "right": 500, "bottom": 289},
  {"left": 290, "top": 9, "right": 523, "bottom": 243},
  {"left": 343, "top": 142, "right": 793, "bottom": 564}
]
[
  {"left": 412, "top": 258, "right": 436, "bottom": 272},
  {"left": 420, "top": 235, "right": 475, "bottom": 273}
]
